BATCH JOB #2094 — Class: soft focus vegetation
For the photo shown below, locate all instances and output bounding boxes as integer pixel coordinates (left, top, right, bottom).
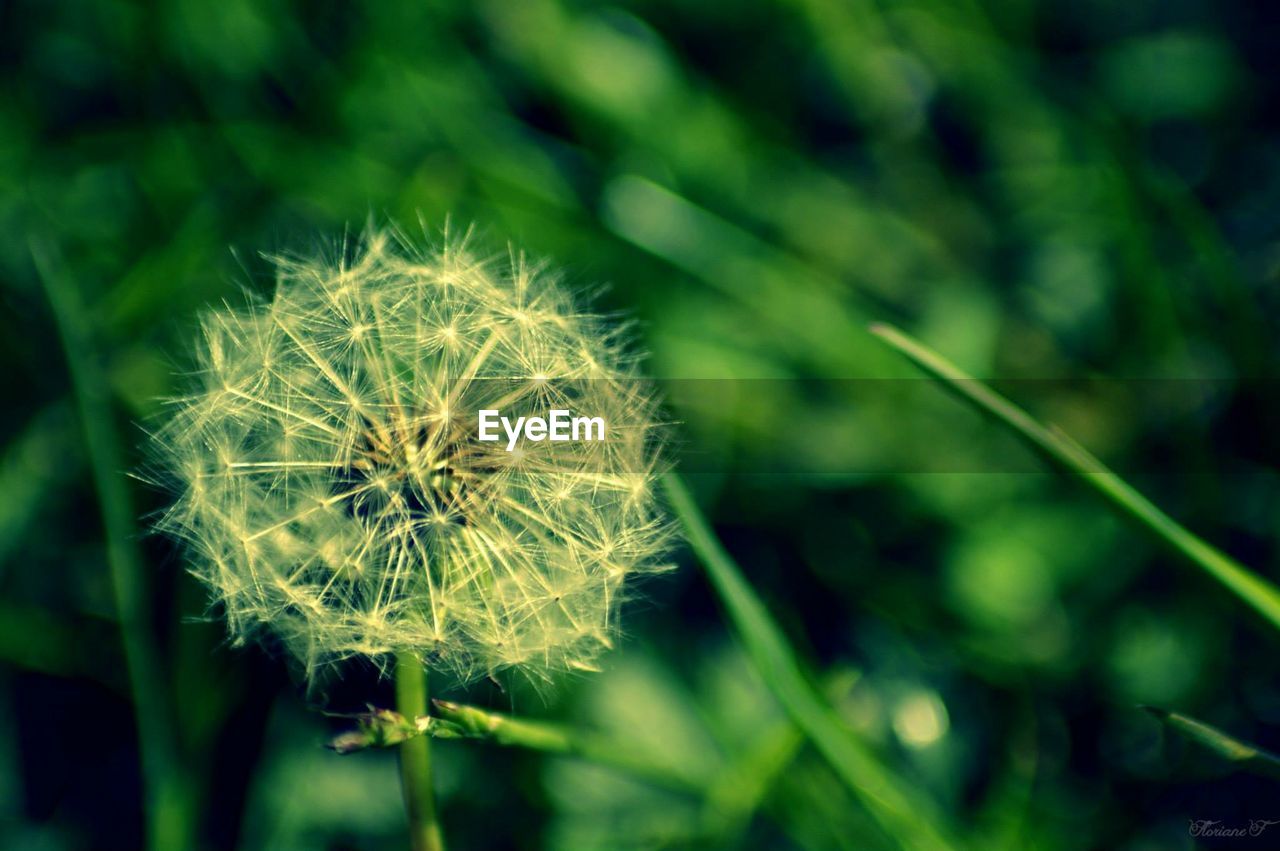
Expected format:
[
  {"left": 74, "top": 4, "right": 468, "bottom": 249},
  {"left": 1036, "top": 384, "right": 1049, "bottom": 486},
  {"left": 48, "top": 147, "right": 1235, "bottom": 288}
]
[{"left": 3, "top": 1, "right": 1279, "bottom": 849}]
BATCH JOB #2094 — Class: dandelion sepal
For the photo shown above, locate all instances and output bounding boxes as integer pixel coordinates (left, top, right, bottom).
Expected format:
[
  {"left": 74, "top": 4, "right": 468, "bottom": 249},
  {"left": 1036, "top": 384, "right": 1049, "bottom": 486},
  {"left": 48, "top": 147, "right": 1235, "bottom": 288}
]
[{"left": 326, "top": 707, "right": 464, "bottom": 755}]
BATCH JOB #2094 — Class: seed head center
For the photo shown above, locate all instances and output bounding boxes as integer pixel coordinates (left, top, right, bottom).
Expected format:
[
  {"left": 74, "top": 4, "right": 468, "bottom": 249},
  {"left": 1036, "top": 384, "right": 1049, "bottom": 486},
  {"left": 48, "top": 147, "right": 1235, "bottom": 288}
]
[{"left": 344, "top": 412, "right": 474, "bottom": 520}]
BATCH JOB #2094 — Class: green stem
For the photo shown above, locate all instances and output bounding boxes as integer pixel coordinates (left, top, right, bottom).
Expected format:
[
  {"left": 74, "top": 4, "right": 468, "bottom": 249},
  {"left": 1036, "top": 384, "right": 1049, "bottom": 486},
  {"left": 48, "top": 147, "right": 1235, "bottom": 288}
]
[
  {"left": 431, "top": 700, "right": 705, "bottom": 794},
  {"left": 701, "top": 670, "right": 859, "bottom": 839},
  {"left": 1143, "top": 706, "right": 1280, "bottom": 779},
  {"left": 32, "top": 238, "right": 191, "bottom": 851},
  {"left": 395, "top": 653, "right": 445, "bottom": 851},
  {"left": 868, "top": 322, "right": 1280, "bottom": 633},
  {"left": 663, "top": 472, "right": 960, "bottom": 851}
]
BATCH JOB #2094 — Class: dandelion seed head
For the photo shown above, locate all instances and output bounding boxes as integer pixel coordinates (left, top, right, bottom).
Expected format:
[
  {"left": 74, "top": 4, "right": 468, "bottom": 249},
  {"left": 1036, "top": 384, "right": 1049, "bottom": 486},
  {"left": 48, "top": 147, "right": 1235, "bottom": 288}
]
[{"left": 150, "top": 225, "right": 673, "bottom": 686}]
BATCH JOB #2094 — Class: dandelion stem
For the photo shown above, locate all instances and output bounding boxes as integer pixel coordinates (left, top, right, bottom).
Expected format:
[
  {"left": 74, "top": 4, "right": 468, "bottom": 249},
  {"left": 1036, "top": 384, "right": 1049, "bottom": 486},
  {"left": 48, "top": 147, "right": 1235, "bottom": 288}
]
[{"left": 395, "top": 653, "right": 445, "bottom": 851}]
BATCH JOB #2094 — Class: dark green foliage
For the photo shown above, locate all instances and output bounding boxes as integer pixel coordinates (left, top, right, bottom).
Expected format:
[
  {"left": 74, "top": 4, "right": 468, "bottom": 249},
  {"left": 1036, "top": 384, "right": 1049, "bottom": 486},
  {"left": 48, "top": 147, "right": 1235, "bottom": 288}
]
[{"left": 3, "top": 1, "right": 1279, "bottom": 849}]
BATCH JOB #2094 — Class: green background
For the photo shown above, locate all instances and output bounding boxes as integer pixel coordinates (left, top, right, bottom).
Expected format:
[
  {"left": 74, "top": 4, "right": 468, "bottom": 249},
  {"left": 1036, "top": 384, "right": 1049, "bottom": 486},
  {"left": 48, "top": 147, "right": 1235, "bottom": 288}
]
[{"left": 3, "top": 0, "right": 1279, "bottom": 848}]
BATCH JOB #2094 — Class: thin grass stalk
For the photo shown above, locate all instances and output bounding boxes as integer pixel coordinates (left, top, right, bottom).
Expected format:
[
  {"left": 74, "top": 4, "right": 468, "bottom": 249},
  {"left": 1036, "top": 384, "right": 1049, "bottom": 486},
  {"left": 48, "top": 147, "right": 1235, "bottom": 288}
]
[
  {"left": 431, "top": 699, "right": 705, "bottom": 794},
  {"left": 662, "top": 472, "right": 960, "bottom": 851},
  {"left": 31, "top": 237, "right": 191, "bottom": 851},
  {"left": 869, "top": 322, "right": 1280, "bottom": 632}
]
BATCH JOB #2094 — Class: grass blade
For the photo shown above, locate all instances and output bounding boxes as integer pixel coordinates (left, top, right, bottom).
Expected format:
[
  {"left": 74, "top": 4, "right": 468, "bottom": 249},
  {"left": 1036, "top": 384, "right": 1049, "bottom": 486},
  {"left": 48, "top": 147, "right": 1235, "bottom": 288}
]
[
  {"left": 663, "top": 472, "right": 961, "bottom": 851},
  {"left": 431, "top": 700, "right": 706, "bottom": 794},
  {"left": 32, "top": 238, "right": 192, "bottom": 851},
  {"left": 1144, "top": 707, "right": 1280, "bottom": 779},
  {"left": 868, "top": 322, "right": 1280, "bottom": 633}
]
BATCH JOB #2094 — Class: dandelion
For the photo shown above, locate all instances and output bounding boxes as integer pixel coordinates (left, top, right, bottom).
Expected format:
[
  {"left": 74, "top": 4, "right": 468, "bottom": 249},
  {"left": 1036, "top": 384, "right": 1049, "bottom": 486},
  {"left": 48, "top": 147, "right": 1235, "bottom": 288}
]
[{"left": 150, "top": 224, "right": 672, "bottom": 688}]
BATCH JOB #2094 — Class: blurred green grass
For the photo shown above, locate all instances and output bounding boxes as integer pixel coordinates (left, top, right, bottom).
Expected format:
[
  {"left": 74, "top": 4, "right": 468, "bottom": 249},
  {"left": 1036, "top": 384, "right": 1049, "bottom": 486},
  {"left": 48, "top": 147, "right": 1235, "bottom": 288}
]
[{"left": 3, "top": 1, "right": 1280, "bottom": 849}]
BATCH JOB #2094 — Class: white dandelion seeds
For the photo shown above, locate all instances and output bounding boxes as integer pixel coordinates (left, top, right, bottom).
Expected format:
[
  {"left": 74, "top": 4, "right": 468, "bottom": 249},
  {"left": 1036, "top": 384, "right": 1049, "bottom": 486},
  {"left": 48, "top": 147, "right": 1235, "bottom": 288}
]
[{"left": 150, "top": 225, "right": 673, "bottom": 686}]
